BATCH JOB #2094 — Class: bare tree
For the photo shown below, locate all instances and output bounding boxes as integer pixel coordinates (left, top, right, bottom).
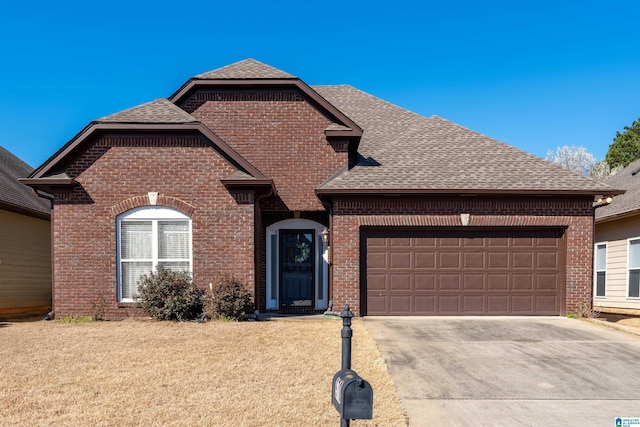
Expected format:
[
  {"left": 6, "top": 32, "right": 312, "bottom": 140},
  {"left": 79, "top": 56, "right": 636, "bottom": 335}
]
[{"left": 546, "top": 145, "right": 620, "bottom": 181}]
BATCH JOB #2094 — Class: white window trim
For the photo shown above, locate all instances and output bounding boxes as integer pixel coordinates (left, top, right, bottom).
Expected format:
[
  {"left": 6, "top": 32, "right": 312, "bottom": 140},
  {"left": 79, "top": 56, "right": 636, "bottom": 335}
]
[
  {"left": 117, "top": 207, "right": 193, "bottom": 302},
  {"left": 594, "top": 242, "right": 607, "bottom": 298},
  {"left": 627, "top": 237, "right": 640, "bottom": 299},
  {"left": 266, "top": 219, "right": 329, "bottom": 311}
]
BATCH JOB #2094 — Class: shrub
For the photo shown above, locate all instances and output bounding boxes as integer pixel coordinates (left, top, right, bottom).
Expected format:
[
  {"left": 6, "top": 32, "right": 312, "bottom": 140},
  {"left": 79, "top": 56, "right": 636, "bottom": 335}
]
[
  {"left": 206, "top": 276, "right": 254, "bottom": 321},
  {"left": 136, "top": 266, "right": 204, "bottom": 321}
]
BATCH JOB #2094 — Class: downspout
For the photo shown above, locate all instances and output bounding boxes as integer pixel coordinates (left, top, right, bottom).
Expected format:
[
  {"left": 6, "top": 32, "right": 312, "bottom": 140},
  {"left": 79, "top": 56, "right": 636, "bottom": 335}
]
[{"left": 35, "top": 189, "right": 55, "bottom": 320}]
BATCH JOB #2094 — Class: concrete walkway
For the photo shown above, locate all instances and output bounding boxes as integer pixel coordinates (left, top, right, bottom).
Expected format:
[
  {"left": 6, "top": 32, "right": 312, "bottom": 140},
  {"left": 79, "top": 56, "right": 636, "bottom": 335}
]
[{"left": 364, "top": 316, "right": 640, "bottom": 426}]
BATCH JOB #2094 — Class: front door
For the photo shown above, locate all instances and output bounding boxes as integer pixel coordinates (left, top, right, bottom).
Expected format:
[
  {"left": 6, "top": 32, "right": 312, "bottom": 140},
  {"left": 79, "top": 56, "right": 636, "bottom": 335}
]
[{"left": 280, "top": 230, "right": 315, "bottom": 308}]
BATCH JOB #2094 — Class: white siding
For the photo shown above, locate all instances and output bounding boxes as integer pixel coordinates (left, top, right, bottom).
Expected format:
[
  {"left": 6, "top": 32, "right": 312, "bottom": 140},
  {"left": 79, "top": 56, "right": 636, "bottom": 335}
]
[
  {"left": 594, "top": 215, "right": 640, "bottom": 310},
  {"left": 0, "top": 210, "right": 51, "bottom": 311}
]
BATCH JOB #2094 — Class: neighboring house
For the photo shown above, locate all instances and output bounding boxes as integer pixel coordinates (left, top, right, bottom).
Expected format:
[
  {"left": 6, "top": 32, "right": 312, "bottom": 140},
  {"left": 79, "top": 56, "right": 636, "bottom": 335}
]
[
  {"left": 21, "top": 59, "right": 619, "bottom": 320},
  {"left": 594, "top": 159, "right": 640, "bottom": 315},
  {"left": 0, "top": 146, "right": 51, "bottom": 318}
]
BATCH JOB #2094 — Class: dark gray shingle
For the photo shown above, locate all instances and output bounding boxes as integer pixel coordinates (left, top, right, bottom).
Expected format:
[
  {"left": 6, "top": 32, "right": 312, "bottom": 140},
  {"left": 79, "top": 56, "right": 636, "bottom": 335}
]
[{"left": 0, "top": 147, "right": 50, "bottom": 216}]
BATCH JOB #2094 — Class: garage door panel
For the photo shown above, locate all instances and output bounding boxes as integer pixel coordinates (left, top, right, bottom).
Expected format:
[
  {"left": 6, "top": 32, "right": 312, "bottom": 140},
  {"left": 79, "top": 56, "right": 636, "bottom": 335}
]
[
  {"left": 488, "top": 252, "right": 509, "bottom": 268},
  {"left": 512, "top": 252, "right": 534, "bottom": 268},
  {"left": 537, "top": 252, "right": 558, "bottom": 269},
  {"left": 464, "top": 252, "right": 484, "bottom": 268},
  {"left": 512, "top": 274, "right": 533, "bottom": 290},
  {"left": 511, "top": 296, "right": 534, "bottom": 312},
  {"left": 439, "top": 252, "right": 461, "bottom": 268},
  {"left": 390, "top": 274, "right": 411, "bottom": 291},
  {"left": 414, "top": 296, "right": 436, "bottom": 314},
  {"left": 488, "top": 274, "right": 508, "bottom": 290},
  {"left": 463, "top": 274, "right": 484, "bottom": 290},
  {"left": 513, "top": 237, "right": 534, "bottom": 247},
  {"left": 367, "top": 274, "right": 387, "bottom": 291},
  {"left": 368, "top": 252, "right": 387, "bottom": 269},
  {"left": 536, "top": 295, "right": 558, "bottom": 312},
  {"left": 439, "top": 274, "right": 460, "bottom": 291},
  {"left": 488, "top": 237, "right": 509, "bottom": 247},
  {"left": 390, "top": 238, "right": 411, "bottom": 247},
  {"left": 390, "top": 252, "right": 411, "bottom": 269},
  {"left": 367, "top": 295, "right": 387, "bottom": 313},
  {"left": 415, "top": 274, "right": 436, "bottom": 290},
  {"left": 462, "top": 295, "right": 484, "bottom": 312},
  {"left": 415, "top": 252, "right": 436, "bottom": 269},
  {"left": 389, "top": 296, "right": 411, "bottom": 313},
  {"left": 364, "top": 228, "right": 565, "bottom": 316},
  {"left": 438, "top": 295, "right": 461, "bottom": 313},
  {"left": 536, "top": 274, "right": 559, "bottom": 290},
  {"left": 487, "top": 295, "right": 509, "bottom": 313}
]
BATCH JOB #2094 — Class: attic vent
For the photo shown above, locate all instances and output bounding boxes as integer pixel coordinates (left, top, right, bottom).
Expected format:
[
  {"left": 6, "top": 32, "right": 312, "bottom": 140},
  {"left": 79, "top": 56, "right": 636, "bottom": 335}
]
[{"left": 632, "top": 167, "right": 640, "bottom": 176}]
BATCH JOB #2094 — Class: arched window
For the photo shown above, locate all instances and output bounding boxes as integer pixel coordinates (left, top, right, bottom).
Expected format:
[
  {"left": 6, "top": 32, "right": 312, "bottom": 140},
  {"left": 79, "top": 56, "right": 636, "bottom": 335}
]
[{"left": 117, "top": 207, "right": 192, "bottom": 301}]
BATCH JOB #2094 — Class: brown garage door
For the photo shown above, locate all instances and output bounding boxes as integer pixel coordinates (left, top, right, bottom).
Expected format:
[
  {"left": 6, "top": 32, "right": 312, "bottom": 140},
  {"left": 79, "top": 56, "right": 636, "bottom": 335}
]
[{"left": 363, "top": 228, "right": 565, "bottom": 315}]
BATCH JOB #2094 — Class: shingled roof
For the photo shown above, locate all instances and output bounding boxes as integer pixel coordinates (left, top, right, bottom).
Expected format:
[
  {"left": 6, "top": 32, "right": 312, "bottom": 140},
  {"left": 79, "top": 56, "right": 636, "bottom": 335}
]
[
  {"left": 195, "top": 58, "right": 296, "bottom": 80},
  {"left": 0, "top": 147, "right": 50, "bottom": 217},
  {"left": 595, "top": 159, "right": 640, "bottom": 221},
  {"left": 98, "top": 98, "right": 197, "bottom": 124},
  {"left": 314, "top": 85, "right": 617, "bottom": 194}
]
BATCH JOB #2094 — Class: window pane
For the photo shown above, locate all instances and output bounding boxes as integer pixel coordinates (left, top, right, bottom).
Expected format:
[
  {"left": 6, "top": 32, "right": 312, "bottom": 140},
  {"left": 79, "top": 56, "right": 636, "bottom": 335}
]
[
  {"left": 159, "top": 221, "right": 190, "bottom": 259},
  {"left": 157, "top": 261, "right": 190, "bottom": 272},
  {"left": 596, "top": 244, "right": 606, "bottom": 271},
  {"left": 122, "top": 261, "right": 153, "bottom": 299},
  {"left": 630, "top": 240, "right": 640, "bottom": 268},
  {"left": 630, "top": 270, "right": 640, "bottom": 298},
  {"left": 596, "top": 272, "right": 606, "bottom": 297},
  {"left": 121, "top": 221, "right": 152, "bottom": 259}
]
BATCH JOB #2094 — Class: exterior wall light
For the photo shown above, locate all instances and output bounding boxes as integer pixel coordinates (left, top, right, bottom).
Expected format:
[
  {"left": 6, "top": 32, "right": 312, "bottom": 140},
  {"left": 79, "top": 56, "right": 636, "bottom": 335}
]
[{"left": 321, "top": 227, "right": 330, "bottom": 244}]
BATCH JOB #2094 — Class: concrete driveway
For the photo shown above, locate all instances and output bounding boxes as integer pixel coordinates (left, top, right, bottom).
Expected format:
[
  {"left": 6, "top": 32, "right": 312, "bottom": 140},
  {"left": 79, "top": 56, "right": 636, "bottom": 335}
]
[{"left": 363, "top": 317, "right": 640, "bottom": 426}]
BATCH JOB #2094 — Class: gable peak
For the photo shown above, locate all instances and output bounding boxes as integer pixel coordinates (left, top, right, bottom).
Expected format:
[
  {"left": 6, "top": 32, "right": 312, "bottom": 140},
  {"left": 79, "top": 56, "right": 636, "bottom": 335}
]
[{"left": 195, "top": 58, "right": 296, "bottom": 80}]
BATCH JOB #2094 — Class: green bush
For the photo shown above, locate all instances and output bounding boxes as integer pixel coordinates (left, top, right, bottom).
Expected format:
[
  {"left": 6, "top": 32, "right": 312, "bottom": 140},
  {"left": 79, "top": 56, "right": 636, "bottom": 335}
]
[
  {"left": 136, "top": 266, "right": 204, "bottom": 321},
  {"left": 206, "top": 277, "right": 254, "bottom": 321}
]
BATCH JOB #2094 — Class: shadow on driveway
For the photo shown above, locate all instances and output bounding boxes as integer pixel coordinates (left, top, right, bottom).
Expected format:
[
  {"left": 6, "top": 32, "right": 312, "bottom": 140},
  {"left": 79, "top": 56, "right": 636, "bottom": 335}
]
[{"left": 364, "top": 317, "right": 640, "bottom": 426}]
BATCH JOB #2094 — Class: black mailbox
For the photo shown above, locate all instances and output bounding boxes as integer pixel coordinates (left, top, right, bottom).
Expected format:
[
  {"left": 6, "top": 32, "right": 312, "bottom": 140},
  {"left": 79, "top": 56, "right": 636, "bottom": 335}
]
[{"left": 332, "top": 369, "right": 373, "bottom": 420}]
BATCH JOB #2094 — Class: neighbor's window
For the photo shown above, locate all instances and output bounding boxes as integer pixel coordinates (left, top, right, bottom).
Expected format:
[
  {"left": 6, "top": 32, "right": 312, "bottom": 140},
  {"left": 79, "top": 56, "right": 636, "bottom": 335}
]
[
  {"left": 118, "top": 207, "right": 192, "bottom": 301},
  {"left": 629, "top": 238, "right": 640, "bottom": 298},
  {"left": 594, "top": 243, "right": 606, "bottom": 297}
]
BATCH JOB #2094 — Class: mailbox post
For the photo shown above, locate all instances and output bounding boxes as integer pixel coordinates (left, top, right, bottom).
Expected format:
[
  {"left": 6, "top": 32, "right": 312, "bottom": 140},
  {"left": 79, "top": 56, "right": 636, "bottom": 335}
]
[
  {"left": 340, "top": 305, "right": 353, "bottom": 370},
  {"left": 332, "top": 306, "right": 373, "bottom": 426}
]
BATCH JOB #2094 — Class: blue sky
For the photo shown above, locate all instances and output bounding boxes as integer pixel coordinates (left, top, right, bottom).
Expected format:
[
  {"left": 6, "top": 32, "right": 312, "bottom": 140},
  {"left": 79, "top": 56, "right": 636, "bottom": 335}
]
[{"left": 1, "top": 0, "right": 639, "bottom": 168}]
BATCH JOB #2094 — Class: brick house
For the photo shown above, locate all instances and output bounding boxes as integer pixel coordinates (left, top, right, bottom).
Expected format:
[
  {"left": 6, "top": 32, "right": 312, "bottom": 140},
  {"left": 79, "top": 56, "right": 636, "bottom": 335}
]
[{"left": 22, "top": 59, "right": 620, "bottom": 319}]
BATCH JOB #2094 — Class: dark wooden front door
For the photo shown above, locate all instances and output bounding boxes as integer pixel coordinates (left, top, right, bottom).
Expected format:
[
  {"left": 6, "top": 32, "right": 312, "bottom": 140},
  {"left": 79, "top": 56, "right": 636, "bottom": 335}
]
[{"left": 280, "top": 230, "right": 315, "bottom": 307}]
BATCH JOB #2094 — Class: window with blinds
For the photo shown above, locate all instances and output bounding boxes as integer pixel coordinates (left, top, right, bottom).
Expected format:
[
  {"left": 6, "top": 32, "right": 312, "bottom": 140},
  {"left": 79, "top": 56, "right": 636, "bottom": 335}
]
[
  {"left": 117, "top": 208, "right": 192, "bottom": 301},
  {"left": 594, "top": 243, "right": 606, "bottom": 298},
  {"left": 629, "top": 239, "right": 640, "bottom": 298}
]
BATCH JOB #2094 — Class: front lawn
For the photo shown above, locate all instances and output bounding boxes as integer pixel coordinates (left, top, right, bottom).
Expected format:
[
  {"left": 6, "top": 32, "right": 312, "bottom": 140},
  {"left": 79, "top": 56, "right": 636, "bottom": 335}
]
[{"left": 0, "top": 317, "right": 407, "bottom": 426}]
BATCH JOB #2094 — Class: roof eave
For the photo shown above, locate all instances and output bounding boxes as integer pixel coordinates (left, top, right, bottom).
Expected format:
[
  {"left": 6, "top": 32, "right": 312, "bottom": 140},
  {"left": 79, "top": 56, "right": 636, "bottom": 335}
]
[
  {"left": 595, "top": 209, "right": 640, "bottom": 224},
  {"left": 315, "top": 188, "right": 619, "bottom": 196},
  {"left": 0, "top": 200, "right": 50, "bottom": 220},
  {"left": 30, "top": 122, "right": 268, "bottom": 182},
  {"left": 19, "top": 177, "right": 78, "bottom": 196}
]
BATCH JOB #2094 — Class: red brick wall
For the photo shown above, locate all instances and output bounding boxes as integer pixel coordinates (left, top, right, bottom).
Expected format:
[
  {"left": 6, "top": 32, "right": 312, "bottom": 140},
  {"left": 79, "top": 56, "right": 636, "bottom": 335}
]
[
  {"left": 181, "top": 90, "right": 347, "bottom": 211},
  {"left": 51, "top": 133, "right": 255, "bottom": 319},
  {"left": 330, "top": 196, "right": 595, "bottom": 316}
]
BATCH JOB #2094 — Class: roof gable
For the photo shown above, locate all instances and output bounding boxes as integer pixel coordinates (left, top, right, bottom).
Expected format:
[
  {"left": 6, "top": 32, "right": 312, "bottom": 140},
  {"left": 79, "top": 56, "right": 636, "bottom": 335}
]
[
  {"left": 195, "top": 58, "right": 295, "bottom": 80},
  {"left": 0, "top": 146, "right": 50, "bottom": 217}
]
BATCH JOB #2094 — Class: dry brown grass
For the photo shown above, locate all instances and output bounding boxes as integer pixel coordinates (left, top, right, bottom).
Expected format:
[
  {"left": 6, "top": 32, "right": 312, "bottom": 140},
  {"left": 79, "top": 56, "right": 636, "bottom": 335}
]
[{"left": 0, "top": 317, "right": 407, "bottom": 426}]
